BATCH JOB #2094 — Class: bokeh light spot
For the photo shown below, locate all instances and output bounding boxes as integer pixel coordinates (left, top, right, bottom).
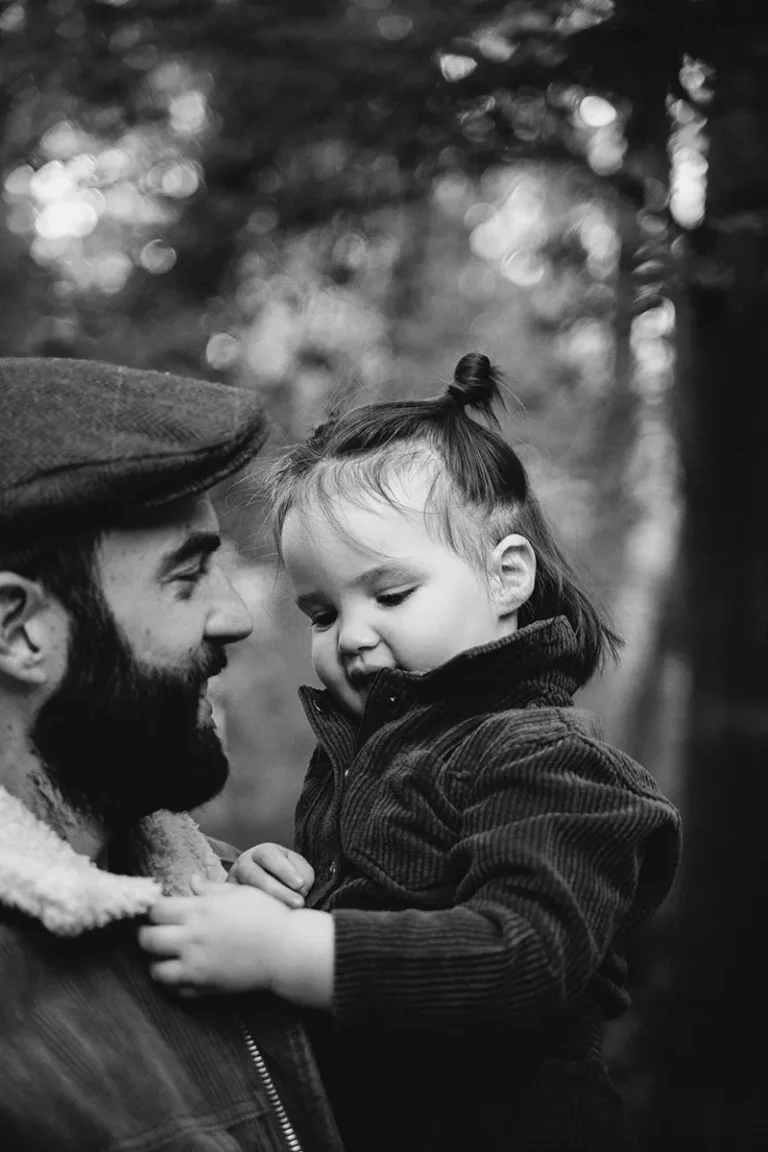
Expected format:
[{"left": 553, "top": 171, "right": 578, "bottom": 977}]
[
  {"left": 169, "top": 90, "right": 207, "bottom": 136},
  {"left": 578, "top": 95, "right": 617, "bottom": 128},
  {"left": 4, "top": 165, "right": 34, "bottom": 197},
  {"left": 35, "top": 200, "right": 99, "bottom": 240},
  {"left": 0, "top": 3, "right": 25, "bottom": 32},
  {"left": 501, "top": 249, "right": 547, "bottom": 287},
  {"left": 206, "top": 333, "right": 241, "bottom": 369},
  {"left": 438, "top": 53, "right": 477, "bottom": 82},
  {"left": 160, "top": 161, "right": 201, "bottom": 198},
  {"left": 139, "top": 239, "right": 177, "bottom": 274},
  {"left": 377, "top": 14, "right": 413, "bottom": 40}
]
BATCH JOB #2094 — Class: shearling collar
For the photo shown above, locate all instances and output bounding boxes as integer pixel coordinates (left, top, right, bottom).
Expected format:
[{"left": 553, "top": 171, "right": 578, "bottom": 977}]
[{"left": 0, "top": 785, "right": 226, "bottom": 936}]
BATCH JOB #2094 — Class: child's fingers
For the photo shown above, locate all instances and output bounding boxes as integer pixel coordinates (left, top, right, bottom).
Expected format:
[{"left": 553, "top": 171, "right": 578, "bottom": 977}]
[
  {"left": 147, "top": 897, "right": 194, "bottom": 925},
  {"left": 149, "top": 958, "right": 187, "bottom": 986},
  {"left": 189, "top": 875, "right": 223, "bottom": 896},
  {"left": 138, "top": 924, "right": 184, "bottom": 956},
  {"left": 231, "top": 857, "right": 304, "bottom": 908},
  {"left": 238, "top": 844, "right": 314, "bottom": 894},
  {"left": 250, "top": 843, "right": 308, "bottom": 891},
  {"left": 283, "top": 849, "right": 315, "bottom": 892}
]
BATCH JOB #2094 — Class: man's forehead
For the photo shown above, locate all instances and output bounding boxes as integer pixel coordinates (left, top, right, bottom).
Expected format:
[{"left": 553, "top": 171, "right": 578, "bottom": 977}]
[
  {"left": 122, "top": 494, "right": 220, "bottom": 535},
  {"left": 97, "top": 495, "right": 220, "bottom": 574}
]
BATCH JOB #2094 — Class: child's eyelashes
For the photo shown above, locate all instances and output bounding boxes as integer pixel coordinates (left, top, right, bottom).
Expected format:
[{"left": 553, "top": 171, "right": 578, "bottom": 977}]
[
  {"left": 310, "top": 609, "right": 337, "bottom": 630},
  {"left": 306, "top": 589, "right": 415, "bottom": 627},
  {"left": 376, "top": 588, "right": 415, "bottom": 608}
]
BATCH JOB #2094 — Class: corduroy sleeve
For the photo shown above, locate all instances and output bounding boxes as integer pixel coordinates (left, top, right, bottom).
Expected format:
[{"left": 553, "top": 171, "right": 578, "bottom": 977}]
[{"left": 330, "top": 727, "right": 681, "bottom": 1032}]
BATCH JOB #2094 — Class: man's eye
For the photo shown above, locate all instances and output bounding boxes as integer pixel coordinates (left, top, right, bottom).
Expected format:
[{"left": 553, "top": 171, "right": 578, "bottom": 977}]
[
  {"left": 176, "top": 559, "right": 211, "bottom": 586},
  {"left": 377, "top": 589, "right": 415, "bottom": 608}
]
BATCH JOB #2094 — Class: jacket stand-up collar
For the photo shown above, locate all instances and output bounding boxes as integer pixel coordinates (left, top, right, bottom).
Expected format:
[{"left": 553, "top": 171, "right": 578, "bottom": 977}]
[
  {"left": 0, "top": 785, "right": 226, "bottom": 936},
  {"left": 300, "top": 616, "right": 584, "bottom": 729}
]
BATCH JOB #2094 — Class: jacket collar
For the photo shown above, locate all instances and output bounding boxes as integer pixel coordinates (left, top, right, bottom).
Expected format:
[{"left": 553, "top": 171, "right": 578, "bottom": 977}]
[
  {"left": 0, "top": 786, "right": 226, "bottom": 937},
  {"left": 301, "top": 616, "right": 582, "bottom": 729},
  {"left": 404, "top": 615, "right": 582, "bottom": 703}
]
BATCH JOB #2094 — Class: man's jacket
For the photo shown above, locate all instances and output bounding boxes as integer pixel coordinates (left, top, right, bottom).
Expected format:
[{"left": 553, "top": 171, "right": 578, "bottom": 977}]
[{"left": 0, "top": 787, "right": 344, "bottom": 1152}]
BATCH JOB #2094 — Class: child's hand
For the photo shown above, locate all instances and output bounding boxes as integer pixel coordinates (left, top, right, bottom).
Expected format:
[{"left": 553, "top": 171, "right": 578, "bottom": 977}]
[
  {"left": 138, "top": 877, "right": 292, "bottom": 996},
  {"left": 138, "top": 876, "right": 335, "bottom": 1009},
  {"left": 227, "top": 843, "right": 315, "bottom": 909}
]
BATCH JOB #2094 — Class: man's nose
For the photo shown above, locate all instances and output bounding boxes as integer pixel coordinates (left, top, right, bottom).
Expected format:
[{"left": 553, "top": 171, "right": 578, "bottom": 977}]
[
  {"left": 337, "top": 612, "right": 378, "bottom": 657},
  {"left": 205, "top": 569, "right": 253, "bottom": 645}
]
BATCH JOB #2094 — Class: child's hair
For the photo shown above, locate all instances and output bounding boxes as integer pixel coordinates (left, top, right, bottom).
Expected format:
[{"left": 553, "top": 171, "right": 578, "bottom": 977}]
[{"left": 266, "top": 352, "right": 621, "bottom": 684}]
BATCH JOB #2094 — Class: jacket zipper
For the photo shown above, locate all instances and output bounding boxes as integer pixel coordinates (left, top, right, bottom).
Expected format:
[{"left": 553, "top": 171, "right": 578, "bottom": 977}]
[{"left": 240, "top": 1018, "right": 304, "bottom": 1152}]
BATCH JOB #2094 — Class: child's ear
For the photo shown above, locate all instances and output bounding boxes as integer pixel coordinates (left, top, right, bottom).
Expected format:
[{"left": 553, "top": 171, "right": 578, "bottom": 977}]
[{"left": 490, "top": 535, "right": 536, "bottom": 617}]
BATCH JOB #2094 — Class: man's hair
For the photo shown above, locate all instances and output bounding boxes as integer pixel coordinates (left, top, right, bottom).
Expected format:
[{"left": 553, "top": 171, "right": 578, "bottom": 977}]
[
  {"left": 0, "top": 530, "right": 103, "bottom": 616},
  {"left": 265, "top": 352, "right": 621, "bottom": 687}
]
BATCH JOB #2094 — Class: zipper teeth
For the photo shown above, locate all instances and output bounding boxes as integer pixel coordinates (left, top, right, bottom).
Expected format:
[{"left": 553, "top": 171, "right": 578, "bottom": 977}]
[{"left": 240, "top": 1019, "right": 304, "bottom": 1152}]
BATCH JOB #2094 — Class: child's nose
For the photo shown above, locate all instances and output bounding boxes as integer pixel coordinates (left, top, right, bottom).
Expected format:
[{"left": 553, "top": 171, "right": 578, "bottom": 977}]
[{"left": 337, "top": 614, "right": 378, "bottom": 656}]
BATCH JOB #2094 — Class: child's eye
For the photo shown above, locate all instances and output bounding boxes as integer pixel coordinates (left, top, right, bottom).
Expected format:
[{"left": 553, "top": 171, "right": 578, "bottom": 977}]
[
  {"left": 377, "top": 589, "right": 415, "bottom": 608},
  {"left": 310, "top": 609, "right": 337, "bottom": 630}
]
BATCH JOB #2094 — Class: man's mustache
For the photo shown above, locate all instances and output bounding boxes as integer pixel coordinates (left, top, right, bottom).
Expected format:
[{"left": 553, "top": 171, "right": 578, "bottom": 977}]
[{"left": 194, "top": 647, "right": 228, "bottom": 685}]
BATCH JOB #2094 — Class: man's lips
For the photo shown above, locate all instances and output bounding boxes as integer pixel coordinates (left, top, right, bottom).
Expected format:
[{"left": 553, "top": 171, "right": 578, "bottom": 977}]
[
  {"left": 208, "top": 655, "right": 228, "bottom": 679},
  {"left": 197, "top": 653, "right": 228, "bottom": 698}
]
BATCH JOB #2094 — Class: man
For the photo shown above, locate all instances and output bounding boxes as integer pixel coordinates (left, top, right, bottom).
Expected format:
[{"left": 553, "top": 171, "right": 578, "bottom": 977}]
[{"left": 0, "top": 357, "right": 344, "bottom": 1151}]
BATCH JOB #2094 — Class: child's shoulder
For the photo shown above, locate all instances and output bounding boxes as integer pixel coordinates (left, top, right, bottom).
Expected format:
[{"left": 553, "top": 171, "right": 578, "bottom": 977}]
[
  {"left": 466, "top": 703, "right": 601, "bottom": 753},
  {"left": 464, "top": 705, "right": 666, "bottom": 801}
]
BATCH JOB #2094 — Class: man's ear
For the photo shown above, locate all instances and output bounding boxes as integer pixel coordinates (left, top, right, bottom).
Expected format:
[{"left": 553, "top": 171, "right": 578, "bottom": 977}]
[
  {"left": 0, "top": 573, "right": 56, "bottom": 685},
  {"left": 490, "top": 534, "right": 536, "bottom": 618}
]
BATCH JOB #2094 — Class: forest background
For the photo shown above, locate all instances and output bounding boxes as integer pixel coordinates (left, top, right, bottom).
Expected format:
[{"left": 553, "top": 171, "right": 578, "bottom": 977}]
[{"left": 2, "top": 0, "right": 766, "bottom": 1144}]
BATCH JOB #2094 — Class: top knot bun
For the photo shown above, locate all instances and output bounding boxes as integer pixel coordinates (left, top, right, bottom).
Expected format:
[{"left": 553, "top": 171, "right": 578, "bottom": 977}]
[{"left": 446, "top": 352, "right": 503, "bottom": 416}]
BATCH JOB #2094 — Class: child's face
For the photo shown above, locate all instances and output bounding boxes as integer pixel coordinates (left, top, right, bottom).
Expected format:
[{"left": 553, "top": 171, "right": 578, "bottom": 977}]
[{"left": 282, "top": 470, "right": 521, "bottom": 717}]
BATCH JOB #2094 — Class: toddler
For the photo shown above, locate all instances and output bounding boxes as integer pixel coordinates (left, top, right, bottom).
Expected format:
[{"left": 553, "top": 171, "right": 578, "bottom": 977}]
[{"left": 141, "top": 353, "right": 681, "bottom": 1152}]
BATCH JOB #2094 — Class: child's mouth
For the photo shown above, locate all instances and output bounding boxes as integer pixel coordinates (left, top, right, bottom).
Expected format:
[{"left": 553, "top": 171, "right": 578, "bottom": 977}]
[{"left": 347, "top": 665, "right": 393, "bottom": 691}]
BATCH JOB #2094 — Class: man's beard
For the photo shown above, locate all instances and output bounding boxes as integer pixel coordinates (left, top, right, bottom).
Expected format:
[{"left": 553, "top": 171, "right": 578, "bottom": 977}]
[{"left": 30, "top": 590, "right": 230, "bottom": 831}]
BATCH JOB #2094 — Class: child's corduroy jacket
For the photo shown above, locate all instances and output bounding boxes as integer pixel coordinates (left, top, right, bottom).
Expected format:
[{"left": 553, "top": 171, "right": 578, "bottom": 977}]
[{"left": 295, "top": 616, "right": 682, "bottom": 1152}]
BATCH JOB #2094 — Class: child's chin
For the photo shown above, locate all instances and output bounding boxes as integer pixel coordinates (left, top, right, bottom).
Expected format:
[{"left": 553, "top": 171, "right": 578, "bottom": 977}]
[
  {"left": 342, "top": 684, "right": 368, "bottom": 717},
  {"left": 350, "top": 690, "right": 368, "bottom": 716}
]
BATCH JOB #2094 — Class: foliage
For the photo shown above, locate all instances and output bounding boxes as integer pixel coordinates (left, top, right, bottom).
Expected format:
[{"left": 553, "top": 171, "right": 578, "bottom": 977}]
[{"left": 0, "top": 0, "right": 710, "bottom": 358}]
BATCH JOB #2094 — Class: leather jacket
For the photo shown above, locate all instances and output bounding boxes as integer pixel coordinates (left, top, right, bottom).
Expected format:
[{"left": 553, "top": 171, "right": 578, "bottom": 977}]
[{"left": 0, "top": 788, "right": 344, "bottom": 1152}]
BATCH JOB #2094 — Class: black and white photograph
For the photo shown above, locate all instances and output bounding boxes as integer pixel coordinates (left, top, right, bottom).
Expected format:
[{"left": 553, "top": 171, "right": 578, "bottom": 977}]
[{"left": 0, "top": 1, "right": 761, "bottom": 1148}]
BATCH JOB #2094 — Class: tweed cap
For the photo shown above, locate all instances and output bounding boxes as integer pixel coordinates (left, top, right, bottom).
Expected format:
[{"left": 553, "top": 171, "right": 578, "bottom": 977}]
[{"left": 0, "top": 357, "right": 269, "bottom": 538}]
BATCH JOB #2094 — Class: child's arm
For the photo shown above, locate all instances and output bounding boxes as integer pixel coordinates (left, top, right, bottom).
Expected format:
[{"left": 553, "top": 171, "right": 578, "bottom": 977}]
[
  {"left": 321, "top": 732, "right": 680, "bottom": 1033},
  {"left": 138, "top": 877, "right": 335, "bottom": 1009},
  {"left": 140, "top": 731, "right": 679, "bottom": 1029}
]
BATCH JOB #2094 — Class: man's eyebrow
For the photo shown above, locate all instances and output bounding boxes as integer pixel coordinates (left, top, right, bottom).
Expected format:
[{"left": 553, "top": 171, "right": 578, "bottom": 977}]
[{"left": 158, "top": 531, "right": 221, "bottom": 578}]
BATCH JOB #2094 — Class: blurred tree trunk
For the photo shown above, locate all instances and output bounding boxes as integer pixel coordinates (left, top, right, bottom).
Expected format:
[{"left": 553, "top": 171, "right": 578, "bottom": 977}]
[
  {"left": 579, "top": 198, "right": 679, "bottom": 755},
  {"left": 649, "top": 19, "right": 768, "bottom": 1146}
]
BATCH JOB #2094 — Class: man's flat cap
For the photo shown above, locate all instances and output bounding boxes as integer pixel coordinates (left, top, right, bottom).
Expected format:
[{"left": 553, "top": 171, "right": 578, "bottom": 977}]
[{"left": 0, "top": 357, "right": 269, "bottom": 537}]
